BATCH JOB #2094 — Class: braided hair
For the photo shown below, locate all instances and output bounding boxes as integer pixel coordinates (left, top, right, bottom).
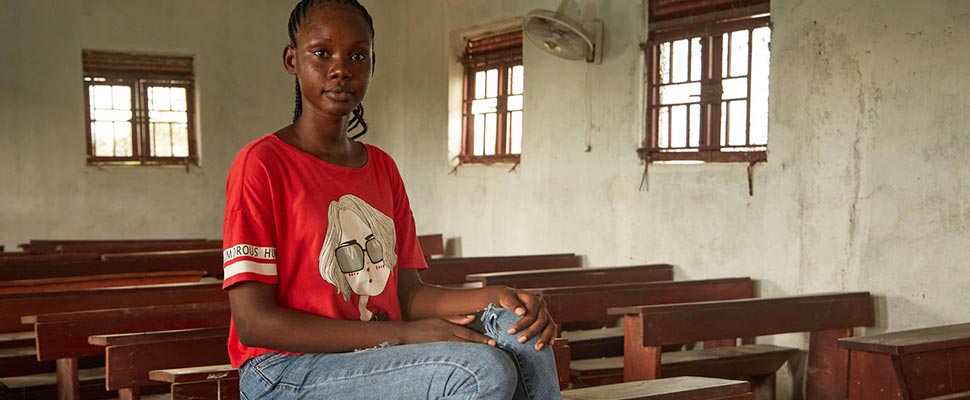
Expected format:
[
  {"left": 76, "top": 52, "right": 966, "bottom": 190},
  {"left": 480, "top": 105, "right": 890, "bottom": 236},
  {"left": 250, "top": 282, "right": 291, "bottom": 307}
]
[{"left": 288, "top": 0, "right": 374, "bottom": 139}]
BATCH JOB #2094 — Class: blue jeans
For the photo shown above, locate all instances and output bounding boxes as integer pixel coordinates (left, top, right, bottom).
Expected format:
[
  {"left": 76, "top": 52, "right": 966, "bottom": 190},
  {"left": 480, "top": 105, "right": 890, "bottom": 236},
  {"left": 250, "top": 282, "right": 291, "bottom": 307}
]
[{"left": 239, "top": 304, "right": 562, "bottom": 399}]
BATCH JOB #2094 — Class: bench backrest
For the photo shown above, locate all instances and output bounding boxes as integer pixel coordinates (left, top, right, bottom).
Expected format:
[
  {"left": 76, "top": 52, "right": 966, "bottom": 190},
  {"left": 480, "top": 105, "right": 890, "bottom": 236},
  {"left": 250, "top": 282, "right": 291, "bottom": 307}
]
[
  {"left": 0, "top": 281, "right": 225, "bottom": 333},
  {"left": 611, "top": 292, "right": 875, "bottom": 346},
  {"left": 26, "top": 301, "right": 230, "bottom": 360},
  {"left": 417, "top": 234, "right": 444, "bottom": 257},
  {"left": 0, "top": 270, "right": 206, "bottom": 295},
  {"left": 420, "top": 253, "right": 580, "bottom": 285},
  {"left": 0, "top": 249, "right": 223, "bottom": 281},
  {"left": 533, "top": 278, "right": 754, "bottom": 329},
  {"left": 0, "top": 252, "right": 102, "bottom": 267},
  {"left": 20, "top": 239, "right": 220, "bottom": 254},
  {"left": 468, "top": 264, "right": 674, "bottom": 289}
]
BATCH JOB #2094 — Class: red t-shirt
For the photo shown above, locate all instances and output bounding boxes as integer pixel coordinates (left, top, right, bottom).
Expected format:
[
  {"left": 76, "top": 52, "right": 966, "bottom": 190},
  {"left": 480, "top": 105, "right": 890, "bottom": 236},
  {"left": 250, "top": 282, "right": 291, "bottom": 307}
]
[{"left": 222, "top": 134, "right": 428, "bottom": 368}]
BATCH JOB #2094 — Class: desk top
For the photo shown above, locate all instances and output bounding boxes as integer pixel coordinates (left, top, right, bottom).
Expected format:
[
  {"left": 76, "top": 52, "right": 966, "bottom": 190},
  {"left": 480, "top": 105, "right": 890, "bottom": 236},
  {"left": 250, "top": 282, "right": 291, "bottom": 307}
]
[{"left": 838, "top": 322, "right": 970, "bottom": 355}]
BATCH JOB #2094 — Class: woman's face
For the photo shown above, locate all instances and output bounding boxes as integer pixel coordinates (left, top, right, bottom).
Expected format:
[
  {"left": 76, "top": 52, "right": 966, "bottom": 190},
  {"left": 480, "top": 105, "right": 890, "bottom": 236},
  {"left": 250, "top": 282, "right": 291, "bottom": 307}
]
[
  {"left": 335, "top": 208, "right": 390, "bottom": 296},
  {"left": 287, "top": 4, "right": 373, "bottom": 119}
]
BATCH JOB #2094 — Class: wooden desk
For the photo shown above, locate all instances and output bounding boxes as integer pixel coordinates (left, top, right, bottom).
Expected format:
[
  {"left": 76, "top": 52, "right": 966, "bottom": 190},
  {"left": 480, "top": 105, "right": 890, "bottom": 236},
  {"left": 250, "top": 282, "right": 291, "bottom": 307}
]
[{"left": 838, "top": 322, "right": 970, "bottom": 400}]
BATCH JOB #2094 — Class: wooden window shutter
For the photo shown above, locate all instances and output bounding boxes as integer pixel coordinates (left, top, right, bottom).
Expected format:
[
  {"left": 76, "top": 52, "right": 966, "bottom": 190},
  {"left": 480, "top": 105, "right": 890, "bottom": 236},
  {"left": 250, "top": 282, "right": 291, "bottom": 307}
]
[
  {"left": 650, "top": 0, "right": 769, "bottom": 24},
  {"left": 82, "top": 50, "right": 193, "bottom": 77}
]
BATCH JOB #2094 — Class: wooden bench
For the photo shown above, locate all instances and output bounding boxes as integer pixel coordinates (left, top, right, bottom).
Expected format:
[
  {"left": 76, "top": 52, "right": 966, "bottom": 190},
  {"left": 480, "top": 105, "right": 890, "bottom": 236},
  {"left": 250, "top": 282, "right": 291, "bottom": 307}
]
[
  {"left": 562, "top": 376, "right": 753, "bottom": 400},
  {"left": 467, "top": 264, "right": 675, "bottom": 289},
  {"left": 417, "top": 233, "right": 445, "bottom": 258},
  {"left": 23, "top": 302, "right": 230, "bottom": 400},
  {"left": 0, "top": 282, "right": 224, "bottom": 382},
  {"left": 19, "top": 239, "right": 221, "bottom": 255},
  {"left": 420, "top": 253, "right": 581, "bottom": 286},
  {"left": 0, "top": 252, "right": 102, "bottom": 267},
  {"left": 90, "top": 327, "right": 231, "bottom": 400},
  {"left": 528, "top": 278, "right": 754, "bottom": 363},
  {"left": 0, "top": 249, "right": 223, "bottom": 281},
  {"left": 0, "top": 270, "right": 206, "bottom": 295},
  {"left": 838, "top": 322, "right": 970, "bottom": 400},
  {"left": 596, "top": 292, "right": 874, "bottom": 400}
]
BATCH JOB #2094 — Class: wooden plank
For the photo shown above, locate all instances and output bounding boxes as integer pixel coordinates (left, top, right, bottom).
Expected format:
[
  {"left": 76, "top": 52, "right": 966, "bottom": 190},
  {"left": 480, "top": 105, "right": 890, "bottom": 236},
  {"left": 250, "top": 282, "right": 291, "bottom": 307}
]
[
  {"left": 562, "top": 376, "right": 752, "bottom": 400},
  {"left": 0, "top": 252, "right": 102, "bottom": 267},
  {"left": 417, "top": 234, "right": 444, "bottom": 257},
  {"left": 23, "top": 239, "right": 219, "bottom": 255},
  {"left": 928, "top": 392, "right": 970, "bottom": 400},
  {"left": 837, "top": 322, "right": 970, "bottom": 356},
  {"left": 610, "top": 292, "right": 875, "bottom": 346},
  {"left": 468, "top": 264, "right": 674, "bottom": 288},
  {"left": 31, "top": 301, "right": 229, "bottom": 360},
  {"left": 100, "top": 328, "right": 230, "bottom": 391},
  {"left": 420, "top": 253, "right": 580, "bottom": 285},
  {"left": 0, "top": 250, "right": 223, "bottom": 281},
  {"left": 0, "top": 270, "right": 205, "bottom": 295},
  {"left": 0, "top": 281, "right": 224, "bottom": 333},
  {"left": 149, "top": 364, "right": 236, "bottom": 383},
  {"left": 536, "top": 278, "right": 754, "bottom": 329}
]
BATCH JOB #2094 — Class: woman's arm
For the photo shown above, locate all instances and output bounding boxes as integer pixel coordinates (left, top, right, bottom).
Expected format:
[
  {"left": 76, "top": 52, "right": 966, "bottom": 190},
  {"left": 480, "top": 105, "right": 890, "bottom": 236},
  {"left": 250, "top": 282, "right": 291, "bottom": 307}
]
[
  {"left": 398, "top": 269, "right": 556, "bottom": 350},
  {"left": 228, "top": 281, "right": 494, "bottom": 353}
]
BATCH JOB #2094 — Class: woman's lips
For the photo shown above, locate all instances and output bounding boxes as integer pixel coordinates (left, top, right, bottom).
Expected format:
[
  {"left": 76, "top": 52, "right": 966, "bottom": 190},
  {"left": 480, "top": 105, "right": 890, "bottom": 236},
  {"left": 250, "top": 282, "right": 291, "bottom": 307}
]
[{"left": 324, "top": 88, "right": 354, "bottom": 102}]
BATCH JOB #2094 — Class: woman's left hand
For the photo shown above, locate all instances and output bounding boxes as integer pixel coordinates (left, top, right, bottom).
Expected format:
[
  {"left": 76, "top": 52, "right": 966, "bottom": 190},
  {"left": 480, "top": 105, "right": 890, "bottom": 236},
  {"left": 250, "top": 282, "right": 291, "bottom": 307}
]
[{"left": 494, "top": 287, "right": 556, "bottom": 351}]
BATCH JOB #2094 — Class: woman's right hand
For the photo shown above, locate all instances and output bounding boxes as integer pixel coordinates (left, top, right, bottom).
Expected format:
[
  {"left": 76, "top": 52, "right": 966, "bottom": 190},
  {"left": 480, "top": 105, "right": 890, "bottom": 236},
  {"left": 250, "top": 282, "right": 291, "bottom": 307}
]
[{"left": 400, "top": 315, "right": 495, "bottom": 346}]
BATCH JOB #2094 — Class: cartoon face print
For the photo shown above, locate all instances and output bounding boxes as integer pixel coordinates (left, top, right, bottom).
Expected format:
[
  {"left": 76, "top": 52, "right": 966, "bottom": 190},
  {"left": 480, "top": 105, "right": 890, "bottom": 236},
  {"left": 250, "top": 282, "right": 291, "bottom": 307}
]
[
  {"left": 334, "top": 208, "right": 391, "bottom": 296},
  {"left": 319, "top": 195, "right": 398, "bottom": 320}
]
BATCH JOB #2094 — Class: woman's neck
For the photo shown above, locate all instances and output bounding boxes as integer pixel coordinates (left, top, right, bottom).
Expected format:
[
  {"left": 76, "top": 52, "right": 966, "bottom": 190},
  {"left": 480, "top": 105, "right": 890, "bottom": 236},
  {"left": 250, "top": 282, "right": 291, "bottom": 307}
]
[{"left": 277, "top": 112, "right": 367, "bottom": 167}]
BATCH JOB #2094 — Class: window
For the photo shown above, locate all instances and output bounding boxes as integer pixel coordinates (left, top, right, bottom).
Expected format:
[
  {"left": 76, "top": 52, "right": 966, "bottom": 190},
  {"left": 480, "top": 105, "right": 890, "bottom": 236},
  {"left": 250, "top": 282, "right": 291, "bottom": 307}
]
[
  {"left": 82, "top": 50, "right": 197, "bottom": 166},
  {"left": 640, "top": 0, "right": 770, "bottom": 163},
  {"left": 460, "top": 30, "right": 524, "bottom": 164}
]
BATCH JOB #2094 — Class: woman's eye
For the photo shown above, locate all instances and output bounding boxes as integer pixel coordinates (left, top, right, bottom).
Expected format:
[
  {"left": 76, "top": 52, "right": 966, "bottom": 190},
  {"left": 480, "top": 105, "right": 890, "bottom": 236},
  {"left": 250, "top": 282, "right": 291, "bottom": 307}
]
[
  {"left": 312, "top": 50, "right": 330, "bottom": 57},
  {"left": 352, "top": 53, "right": 369, "bottom": 61}
]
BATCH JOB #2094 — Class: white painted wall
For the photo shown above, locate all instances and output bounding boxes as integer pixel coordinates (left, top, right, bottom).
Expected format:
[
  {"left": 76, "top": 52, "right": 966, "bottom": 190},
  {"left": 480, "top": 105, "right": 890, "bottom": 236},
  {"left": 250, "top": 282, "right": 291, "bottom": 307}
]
[
  {"left": 364, "top": 0, "right": 970, "bottom": 396},
  {"left": 2, "top": 0, "right": 969, "bottom": 396},
  {"left": 0, "top": 0, "right": 296, "bottom": 246}
]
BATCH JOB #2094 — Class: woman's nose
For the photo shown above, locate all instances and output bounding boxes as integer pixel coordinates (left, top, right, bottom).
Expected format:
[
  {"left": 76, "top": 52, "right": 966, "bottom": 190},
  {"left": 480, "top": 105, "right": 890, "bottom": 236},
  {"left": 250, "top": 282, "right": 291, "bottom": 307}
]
[{"left": 329, "top": 59, "right": 352, "bottom": 81}]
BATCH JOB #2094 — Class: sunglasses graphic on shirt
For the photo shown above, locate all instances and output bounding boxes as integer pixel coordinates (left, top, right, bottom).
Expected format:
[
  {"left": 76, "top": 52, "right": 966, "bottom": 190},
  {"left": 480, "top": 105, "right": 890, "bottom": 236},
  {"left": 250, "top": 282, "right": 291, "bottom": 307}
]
[{"left": 336, "top": 235, "right": 385, "bottom": 273}]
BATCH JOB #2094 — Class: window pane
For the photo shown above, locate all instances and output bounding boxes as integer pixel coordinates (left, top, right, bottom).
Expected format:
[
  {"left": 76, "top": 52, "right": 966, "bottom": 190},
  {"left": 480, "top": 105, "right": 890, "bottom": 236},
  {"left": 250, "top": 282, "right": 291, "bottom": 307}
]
[
  {"left": 149, "top": 87, "right": 171, "bottom": 111},
  {"left": 172, "top": 124, "right": 189, "bottom": 157},
  {"left": 671, "top": 105, "right": 687, "bottom": 148},
  {"left": 720, "top": 101, "right": 728, "bottom": 146},
  {"left": 149, "top": 110, "right": 187, "bottom": 123},
  {"left": 722, "top": 33, "right": 729, "bottom": 78},
  {"left": 730, "top": 30, "right": 750, "bottom": 78},
  {"left": 471, "top": 98, "right": 497, "bottom": 115},
  {"left": 659, "top": 42, "right": 671, "bottom": 84},
  {"left": 93, "top": 109, "right": 132, "bottom": 121},
  {"left": 113, "top": 122, "right": 132, "bottom": 157},
  {"left": 484, "top": 113, "right": 497, "bottom": 155},
  {"left": 690, "top": 38, "right": 702, "bottom": 82},
  {"left": 672, "top": 39, "right": 689, "bottom": 83},
  {"left": 689, "top": 104, "right": 700, "bottom": 147},
  {"left": 112, "top": 86, "right": 131, "bottom": 110},
  {"left": 92, "top": 85, "right": 114, "bottom": 109},
  {"left": 721, "top": 77, "right": 748, "bottom": 100},
  {"left": 660, "top": 82, "right": 700, "bottom": 105},
  {"left": 486, "top": 69, "right": 499, "bottom": 98},
  {"left": 729, "top": 100, "right": 748, "bottom": 146},
  {"left": 508, "top": 95, "right": 523, "bottom": 111},
  {"left": 474, "top": 114, "right": 485, "bottom": 156},
  {"left": 93, "top": 122, "right": 115, "bottom": 157},
  {"left": 750, "top": 26, "right": 771, "bottom": 146},
  {"left": 510, "top": 65, "right": 524, "bottom": 95},
  {"left": 658, "top": 107, "right": 669, "bottom": 148},
  {"left": 171, "top": 88, "right": 187, "bottom": 111},
  {"left": 474, "top": 71, "right": 486, "bottom": 99},
  {"left": 509, "top": 111, "right": 522, "bottom": 154},
  {"left": 152, "top": 123, "right": 173, "bottom": 157}
]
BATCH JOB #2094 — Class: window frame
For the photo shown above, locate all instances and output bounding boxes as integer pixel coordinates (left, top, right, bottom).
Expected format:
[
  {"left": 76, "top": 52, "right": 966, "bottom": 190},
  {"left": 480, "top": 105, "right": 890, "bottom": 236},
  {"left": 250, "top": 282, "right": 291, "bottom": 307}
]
[
  {"left": 82, "top": 51, "right": 198, "bottom": 166},
  {"left": 640, "top": 3, "right": 770, "bottom": 164},
  {"left": 460, "top": 30, "right": 523, "bottom": 165}
]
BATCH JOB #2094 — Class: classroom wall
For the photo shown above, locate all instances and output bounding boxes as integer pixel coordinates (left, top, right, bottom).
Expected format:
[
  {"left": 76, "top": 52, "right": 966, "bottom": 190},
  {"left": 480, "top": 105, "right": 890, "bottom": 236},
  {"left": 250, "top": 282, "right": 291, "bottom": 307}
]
[
  {"left": 365, "top": 0, "right": 970, "bottom": 344},
  {"left": 0, "top": 1, "right": 297, "bottom": 246}
]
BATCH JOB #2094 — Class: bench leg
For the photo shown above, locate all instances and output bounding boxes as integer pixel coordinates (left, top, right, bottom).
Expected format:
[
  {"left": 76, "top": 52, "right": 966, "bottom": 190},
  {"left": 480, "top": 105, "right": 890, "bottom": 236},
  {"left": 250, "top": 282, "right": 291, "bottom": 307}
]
[
  {"left": 622, "top": 315, "right": 661, "bottom": 382},
  {"left": 807, "top": 328, "right": 851, "bottom": 400},
  {"left": 55, "top": 358, "right": 79, "bottom": 400},
  {"left": 118, "top": 387, "right": 140, "bottom": 400},
  {"left": 750, "top": 374, "right": 776, "bottom": 400}
]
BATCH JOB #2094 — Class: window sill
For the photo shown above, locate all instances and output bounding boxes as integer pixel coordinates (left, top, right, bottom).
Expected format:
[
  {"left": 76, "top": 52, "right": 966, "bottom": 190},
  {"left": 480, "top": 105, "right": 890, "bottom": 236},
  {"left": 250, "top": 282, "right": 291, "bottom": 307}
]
[
  {"left": 459, "top": 154, "right": 521, "bottom": 165},
  {"left": 637, "top": 148, "right": 766, "bottom": 164}
]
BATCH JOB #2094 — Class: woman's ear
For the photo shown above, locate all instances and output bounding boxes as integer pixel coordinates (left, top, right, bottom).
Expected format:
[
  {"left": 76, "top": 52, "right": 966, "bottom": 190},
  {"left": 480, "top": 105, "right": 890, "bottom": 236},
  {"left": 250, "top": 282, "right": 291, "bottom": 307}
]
[
  {"left": 283, "top": 45, "right": 298, "bottom": 75},
  {"left": 371, "top": 51, "right": 377, "bottom": 73}
]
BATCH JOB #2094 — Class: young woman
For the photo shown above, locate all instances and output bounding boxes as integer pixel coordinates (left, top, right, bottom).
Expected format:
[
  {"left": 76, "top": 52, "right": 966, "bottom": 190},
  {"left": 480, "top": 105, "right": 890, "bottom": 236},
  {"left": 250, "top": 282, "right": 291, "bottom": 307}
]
[{"left": 222, "top": 1, "right": 562, "bottom": 398}]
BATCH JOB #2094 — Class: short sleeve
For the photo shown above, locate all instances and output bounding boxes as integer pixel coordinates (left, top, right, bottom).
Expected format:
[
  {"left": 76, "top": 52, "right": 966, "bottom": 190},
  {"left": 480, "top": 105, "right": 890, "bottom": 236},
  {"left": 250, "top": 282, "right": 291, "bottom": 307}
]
[
  {"left": 222, "top": 147, "right": 279, "bottom": 289},
  {"left": 384, "top": 155, "right": 428, "bottom": 271}
]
